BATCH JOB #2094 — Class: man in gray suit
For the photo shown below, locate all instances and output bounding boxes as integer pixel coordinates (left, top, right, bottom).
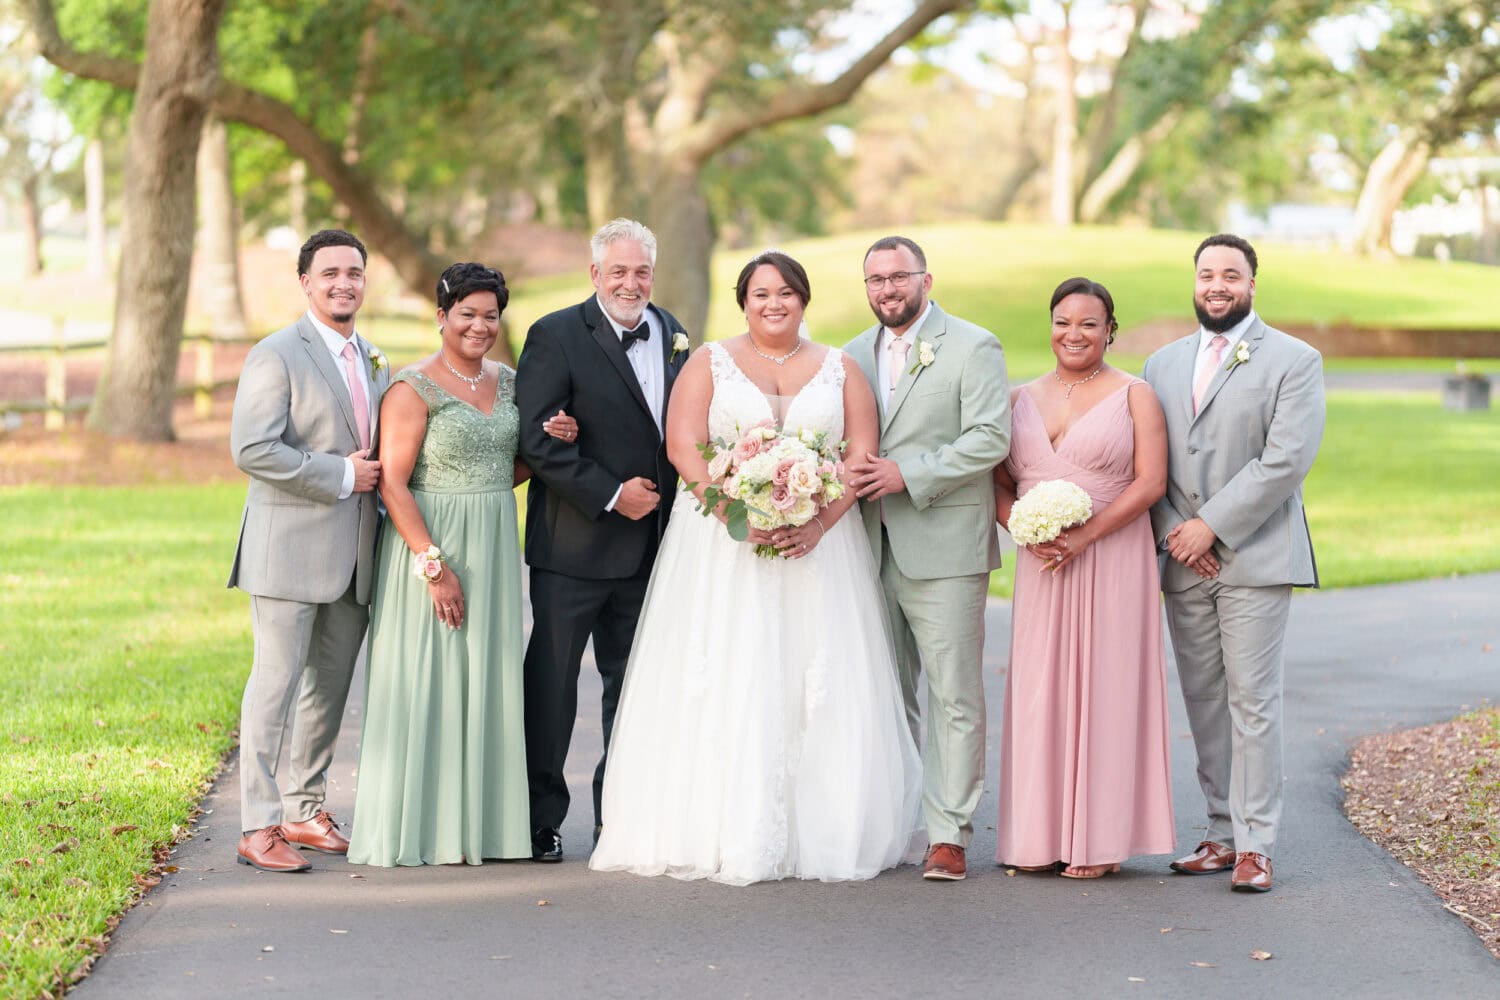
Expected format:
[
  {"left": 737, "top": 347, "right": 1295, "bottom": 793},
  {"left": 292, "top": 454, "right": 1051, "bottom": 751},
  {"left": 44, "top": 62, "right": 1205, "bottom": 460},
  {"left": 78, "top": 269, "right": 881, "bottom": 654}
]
[
  {"left": 846, "top": 236, "right": 1011, "bottom": 881},
  {"left": 1143, "top": 234, "right": 1324, "bottom": 894},
  {"left": 227, "top": 229, "right": 388, "bottom": 872}
]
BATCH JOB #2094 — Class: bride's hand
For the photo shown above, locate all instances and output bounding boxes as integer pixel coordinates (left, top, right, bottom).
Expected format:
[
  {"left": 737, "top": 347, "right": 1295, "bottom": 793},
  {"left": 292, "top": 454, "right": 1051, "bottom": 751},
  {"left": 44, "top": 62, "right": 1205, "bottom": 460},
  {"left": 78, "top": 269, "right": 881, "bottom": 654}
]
[{"left": 772, "top": 519, "right": 825, "bottom": 560}]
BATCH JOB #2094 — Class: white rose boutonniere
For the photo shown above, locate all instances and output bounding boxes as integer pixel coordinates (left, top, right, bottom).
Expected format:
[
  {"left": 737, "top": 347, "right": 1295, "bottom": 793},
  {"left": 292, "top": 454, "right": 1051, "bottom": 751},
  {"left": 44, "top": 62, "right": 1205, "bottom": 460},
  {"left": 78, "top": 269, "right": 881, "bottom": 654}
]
[
  {"left": 1225, "top": 341, "right": 1251, "bottom": 372},
  {"left": 908, "top": 338, "right": 937, "bottom": 375},
  {"left": 367, "top": 346, "right": 388, "bottom": 373},
  {"left": 670, "top": 332, "right": 690, "bottom": 363}
]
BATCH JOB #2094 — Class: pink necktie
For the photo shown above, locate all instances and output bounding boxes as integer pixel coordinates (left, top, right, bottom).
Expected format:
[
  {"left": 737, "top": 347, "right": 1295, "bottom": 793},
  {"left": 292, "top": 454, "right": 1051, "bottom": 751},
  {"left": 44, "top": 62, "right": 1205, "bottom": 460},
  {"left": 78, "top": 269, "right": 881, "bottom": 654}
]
[
  {"left": 887, "top": 336, "right": 910, "bottom": 402},
  {"left": 340, "top": 341, "right": 371, "bottom": 450},
  {"left": 1192, "top": 334, "right": 1228, "bottom": 414}
]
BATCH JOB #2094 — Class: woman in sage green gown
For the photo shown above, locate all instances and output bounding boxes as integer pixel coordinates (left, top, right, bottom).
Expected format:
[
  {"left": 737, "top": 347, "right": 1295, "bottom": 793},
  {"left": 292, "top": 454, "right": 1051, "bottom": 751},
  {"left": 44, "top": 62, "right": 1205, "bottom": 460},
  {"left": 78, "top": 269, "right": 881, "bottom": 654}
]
[{"left": 348, "top": 263, "right": 574, "bottom": 866}]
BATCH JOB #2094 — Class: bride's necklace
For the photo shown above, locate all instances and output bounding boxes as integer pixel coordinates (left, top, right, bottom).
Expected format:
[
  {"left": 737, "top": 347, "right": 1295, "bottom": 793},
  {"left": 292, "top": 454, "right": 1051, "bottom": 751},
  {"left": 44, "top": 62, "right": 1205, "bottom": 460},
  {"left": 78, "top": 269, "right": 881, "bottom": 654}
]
[
  {"left": 747, "top": 336, "right": 804, "bottom": 367},
  {"left": 441, "top": 351, "right": 485, "bottom": 392},
  {"left": 1053, "top": 366, "right": 1103, "bottom": 399}
]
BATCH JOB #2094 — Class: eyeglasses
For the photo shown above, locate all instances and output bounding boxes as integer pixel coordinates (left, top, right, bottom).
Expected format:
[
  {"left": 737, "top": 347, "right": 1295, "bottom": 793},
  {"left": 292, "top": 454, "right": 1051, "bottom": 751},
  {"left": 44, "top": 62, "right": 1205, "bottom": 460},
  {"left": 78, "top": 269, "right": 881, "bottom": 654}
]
[{"left": 864, "top": 270, "right": 925, "bottom": 290}]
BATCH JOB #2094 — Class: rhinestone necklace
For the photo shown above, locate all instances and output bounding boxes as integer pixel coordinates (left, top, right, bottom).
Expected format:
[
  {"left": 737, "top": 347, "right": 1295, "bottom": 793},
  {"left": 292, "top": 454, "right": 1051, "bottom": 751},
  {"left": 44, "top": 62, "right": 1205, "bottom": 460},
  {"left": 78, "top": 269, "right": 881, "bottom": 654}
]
[
  {"left": 747, "top": 336, "right": 804, "bottom": 367},
  {"left": 441, "top": 352, "right": 485, "bottom": 392},
  {"left": 1052, "top": 366, "right": 1103, "bottom": 399}
]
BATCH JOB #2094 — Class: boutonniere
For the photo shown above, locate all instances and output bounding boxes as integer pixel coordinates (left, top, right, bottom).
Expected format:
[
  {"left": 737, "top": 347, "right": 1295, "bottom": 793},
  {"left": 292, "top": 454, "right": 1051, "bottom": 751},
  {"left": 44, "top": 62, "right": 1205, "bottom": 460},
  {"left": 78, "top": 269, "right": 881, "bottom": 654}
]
[
  {"left": 367, "top": 346, "right": 388, "bottom": 373},
  {"left": 908, "top": 338, "right": 937, "bottom": 375},
  {"left": 670, "top": 332, "right": 690, "bottom": 364},
  {"left": 1225, "top": 341, "right": 1251, "bottom": 372}
]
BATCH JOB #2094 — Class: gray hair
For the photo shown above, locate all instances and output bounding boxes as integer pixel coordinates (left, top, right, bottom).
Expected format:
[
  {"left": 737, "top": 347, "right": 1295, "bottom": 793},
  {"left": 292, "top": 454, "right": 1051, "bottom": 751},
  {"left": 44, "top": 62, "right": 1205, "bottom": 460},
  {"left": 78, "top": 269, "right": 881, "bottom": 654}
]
[{"left": 590, "top": 218, "right": 658, "bottom": 268}]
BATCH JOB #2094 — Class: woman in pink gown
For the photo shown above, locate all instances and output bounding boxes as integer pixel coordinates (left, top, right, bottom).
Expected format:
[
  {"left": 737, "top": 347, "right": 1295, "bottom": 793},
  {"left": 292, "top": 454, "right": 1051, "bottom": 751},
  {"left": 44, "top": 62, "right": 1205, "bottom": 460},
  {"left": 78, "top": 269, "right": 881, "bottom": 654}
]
[{"left": 992, "top": 277, "right": 1176, "bottom": 879}]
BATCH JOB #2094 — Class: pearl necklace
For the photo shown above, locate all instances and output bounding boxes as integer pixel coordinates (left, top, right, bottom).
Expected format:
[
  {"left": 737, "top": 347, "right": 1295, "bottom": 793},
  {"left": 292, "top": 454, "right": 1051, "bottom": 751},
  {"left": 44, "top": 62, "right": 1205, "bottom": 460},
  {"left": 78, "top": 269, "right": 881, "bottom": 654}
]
[
  {"left": 441, "top": 352, "right": 485, "bottom": 392},
  {"left": 1052, "top": 366, "right": 1103, "bottom": 399},
  {"left": 747, "top": 336, "right": 804, "bottom": 367}
]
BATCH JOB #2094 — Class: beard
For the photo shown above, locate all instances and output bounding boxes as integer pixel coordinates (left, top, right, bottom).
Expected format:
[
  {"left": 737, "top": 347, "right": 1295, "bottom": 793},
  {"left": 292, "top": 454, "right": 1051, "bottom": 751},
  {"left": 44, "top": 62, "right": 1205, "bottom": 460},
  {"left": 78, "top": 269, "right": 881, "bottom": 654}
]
[
  {"left": 1194, "top": 295, "right": 1251, "bottom": 333},
  {"left": 871, "top": 292, "right": 923, "bottom": 331}
]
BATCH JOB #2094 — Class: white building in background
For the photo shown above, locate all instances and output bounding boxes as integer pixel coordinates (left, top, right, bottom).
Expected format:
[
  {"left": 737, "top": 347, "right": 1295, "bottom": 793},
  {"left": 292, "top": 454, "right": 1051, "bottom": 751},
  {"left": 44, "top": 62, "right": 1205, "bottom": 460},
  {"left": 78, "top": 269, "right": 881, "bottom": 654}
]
[{"left": 1226, "top": 202, "right": 1358, "bottom": 248}]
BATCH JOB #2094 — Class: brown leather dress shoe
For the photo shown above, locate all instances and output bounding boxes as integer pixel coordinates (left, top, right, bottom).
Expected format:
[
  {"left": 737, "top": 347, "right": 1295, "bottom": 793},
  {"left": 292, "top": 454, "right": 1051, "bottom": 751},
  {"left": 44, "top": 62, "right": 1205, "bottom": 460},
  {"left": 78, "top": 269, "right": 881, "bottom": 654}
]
[
  {"left": 923, "top": 843, "right": 967, "bottom": 881},
  {"left": 1169, "top": 840, "right": 1235, "bottom": 875},
  {"left": 281, "top": 811, "right": 350, "bottom": 855},
  {"left": 237, "top": 826, "right": 311, "bottom": 872},
  {"left": 1230, "top": 851, "right": 1273, "bottom": 892}
]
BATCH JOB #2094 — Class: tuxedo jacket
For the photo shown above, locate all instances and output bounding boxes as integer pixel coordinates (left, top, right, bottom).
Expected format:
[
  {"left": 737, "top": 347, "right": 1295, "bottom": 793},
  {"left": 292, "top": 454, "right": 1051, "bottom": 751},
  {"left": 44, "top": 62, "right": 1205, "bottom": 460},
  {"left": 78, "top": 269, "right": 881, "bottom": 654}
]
[
  {"left": 516, "top": 297, "right": 688, "bottom": 579},
  {"left": 845, "top": 303, "right": 1012, "bottom": 581},
  {"left": 227, "top": 316, "right": 389, "bottom": 605},
  {"left": 1142, "top": 315, "right": 1324, "bottom": 592}
]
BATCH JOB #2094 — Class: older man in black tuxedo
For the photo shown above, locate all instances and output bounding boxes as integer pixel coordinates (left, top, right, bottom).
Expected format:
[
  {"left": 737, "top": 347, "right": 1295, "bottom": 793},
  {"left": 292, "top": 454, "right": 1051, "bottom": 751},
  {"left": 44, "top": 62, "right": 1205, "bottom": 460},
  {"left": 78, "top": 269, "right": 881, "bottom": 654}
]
[{"left": 515, "top": 218, "right": 689, "bottom": 862}]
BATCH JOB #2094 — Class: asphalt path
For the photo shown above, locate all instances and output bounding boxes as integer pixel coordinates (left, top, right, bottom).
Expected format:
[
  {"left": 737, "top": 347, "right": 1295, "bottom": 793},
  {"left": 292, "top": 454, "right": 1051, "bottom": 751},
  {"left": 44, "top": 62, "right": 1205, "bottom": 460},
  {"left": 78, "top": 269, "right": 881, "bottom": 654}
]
[{"left": 74, "top": 573, "right": 1499, "bottom": 999}]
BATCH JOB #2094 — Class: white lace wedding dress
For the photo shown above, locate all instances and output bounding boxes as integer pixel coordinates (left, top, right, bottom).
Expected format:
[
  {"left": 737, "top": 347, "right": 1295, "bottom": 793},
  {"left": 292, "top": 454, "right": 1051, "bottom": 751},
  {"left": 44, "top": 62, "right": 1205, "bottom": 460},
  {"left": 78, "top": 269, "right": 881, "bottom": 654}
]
[{"left": 588, "top": 343, "right": 924, "bottom": 885}]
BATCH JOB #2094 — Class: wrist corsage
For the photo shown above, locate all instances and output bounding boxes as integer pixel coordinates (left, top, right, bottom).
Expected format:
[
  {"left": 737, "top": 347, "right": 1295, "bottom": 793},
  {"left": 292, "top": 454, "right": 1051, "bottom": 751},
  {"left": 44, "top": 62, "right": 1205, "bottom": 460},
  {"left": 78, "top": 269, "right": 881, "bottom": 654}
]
[{"left": 413, "top": 544, "right": 445, "bottom": 584}]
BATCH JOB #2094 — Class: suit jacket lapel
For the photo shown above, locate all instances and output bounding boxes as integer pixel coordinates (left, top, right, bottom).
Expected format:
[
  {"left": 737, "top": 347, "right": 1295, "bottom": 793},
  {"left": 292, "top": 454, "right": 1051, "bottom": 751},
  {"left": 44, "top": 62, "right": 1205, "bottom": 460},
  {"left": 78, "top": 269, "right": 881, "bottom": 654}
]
[
  {"left": 356, "top": 334, "right": 388, "bottom": 444},
  {"left": 1191, "top": 318, "right": 1264, "bottom": 427},
  {"left": 883, "top": 304, "right": 946, "bottom": 432},
  {"left": 298, "top": 317, "right": 361, "bottom": 445},
  {"left": 586, "top": 298, "right": 655, "bottom": 425},
  {"left": 654, "top": 304, "right": 684, "bottom": 404}
]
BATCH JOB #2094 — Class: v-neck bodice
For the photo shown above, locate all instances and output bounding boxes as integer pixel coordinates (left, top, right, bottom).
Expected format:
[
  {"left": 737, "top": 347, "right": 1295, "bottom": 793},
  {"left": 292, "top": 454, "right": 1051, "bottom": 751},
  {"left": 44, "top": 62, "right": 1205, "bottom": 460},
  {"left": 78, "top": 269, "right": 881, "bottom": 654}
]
[
  {"left": 1004, "top": 383, "right": 1139, "bottom": 506},
  {"left": 396, "top": 369, "right": 520, "bottom": 492},
  {"left": 706, "top": 342, "right": 846, "bottom": 442}
]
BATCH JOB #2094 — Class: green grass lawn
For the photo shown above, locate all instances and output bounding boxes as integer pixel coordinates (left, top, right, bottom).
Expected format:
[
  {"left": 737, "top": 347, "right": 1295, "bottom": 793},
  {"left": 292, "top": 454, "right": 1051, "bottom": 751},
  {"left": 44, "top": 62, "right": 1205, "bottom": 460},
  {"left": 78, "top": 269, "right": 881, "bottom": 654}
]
[
  {"left": 497, "top": 223, "right": 1500, "bottom": 380},
  {"left": 0, "top": 485, "right": 248, "bottom": 999}
]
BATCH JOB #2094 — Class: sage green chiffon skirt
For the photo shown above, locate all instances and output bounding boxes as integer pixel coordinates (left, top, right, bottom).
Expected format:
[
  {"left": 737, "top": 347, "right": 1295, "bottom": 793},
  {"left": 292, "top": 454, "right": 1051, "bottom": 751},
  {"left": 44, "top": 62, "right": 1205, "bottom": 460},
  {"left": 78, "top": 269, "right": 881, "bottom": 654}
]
[{"left": 348, "top": 487, "right": 530, "bottom": 865}]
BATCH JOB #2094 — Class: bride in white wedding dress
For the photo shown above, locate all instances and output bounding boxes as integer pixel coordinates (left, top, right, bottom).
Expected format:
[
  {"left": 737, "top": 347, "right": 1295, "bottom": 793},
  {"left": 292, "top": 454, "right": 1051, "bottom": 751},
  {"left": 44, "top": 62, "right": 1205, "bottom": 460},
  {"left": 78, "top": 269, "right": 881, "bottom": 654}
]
[{"left": 588, "top": 251, "right": 924, "bottom": 885}]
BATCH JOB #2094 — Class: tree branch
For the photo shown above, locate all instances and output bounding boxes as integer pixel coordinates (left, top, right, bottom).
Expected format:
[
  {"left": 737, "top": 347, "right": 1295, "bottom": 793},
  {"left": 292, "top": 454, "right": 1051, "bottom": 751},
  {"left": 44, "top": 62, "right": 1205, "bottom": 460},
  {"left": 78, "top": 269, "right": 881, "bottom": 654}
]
[
  {"left": 680, "top": 0, "right": 965, "bottom": 161},
  {"left": 20, "top": 0, "right": 446, "bottom": 302}
]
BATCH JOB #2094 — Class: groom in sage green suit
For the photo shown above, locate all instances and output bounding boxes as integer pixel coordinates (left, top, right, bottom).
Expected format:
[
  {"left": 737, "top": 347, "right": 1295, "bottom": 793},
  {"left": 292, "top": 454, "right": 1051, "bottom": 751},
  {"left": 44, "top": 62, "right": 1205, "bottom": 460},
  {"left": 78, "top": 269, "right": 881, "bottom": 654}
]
[
  {"left": 846, "top": 236, "right": 1011, "bottom": 881},
  {"left": 227, "top": 230, "right": 389, "bottom": 873},
  {"left": 1143, "top": 234, "right": 1324, "bottom": 894}
]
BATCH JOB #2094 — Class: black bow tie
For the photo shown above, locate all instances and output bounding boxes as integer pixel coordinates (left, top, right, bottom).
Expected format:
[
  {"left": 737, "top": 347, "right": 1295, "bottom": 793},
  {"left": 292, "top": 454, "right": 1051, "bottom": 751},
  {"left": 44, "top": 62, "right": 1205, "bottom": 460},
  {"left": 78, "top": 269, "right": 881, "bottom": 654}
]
[{"left": 620, "top": 323, "right": 649, "bottom": 348}]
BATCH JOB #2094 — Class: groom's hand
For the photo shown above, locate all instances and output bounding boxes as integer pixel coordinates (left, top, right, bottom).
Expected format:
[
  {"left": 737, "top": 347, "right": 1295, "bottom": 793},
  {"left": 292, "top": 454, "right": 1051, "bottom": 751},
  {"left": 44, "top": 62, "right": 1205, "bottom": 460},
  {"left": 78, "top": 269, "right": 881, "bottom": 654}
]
[
  {"left": 615, "top": 477, "right": 660, "bottom": 520},
  {"left": 848, "top": 452, "right": 905, "bottom": 501}
]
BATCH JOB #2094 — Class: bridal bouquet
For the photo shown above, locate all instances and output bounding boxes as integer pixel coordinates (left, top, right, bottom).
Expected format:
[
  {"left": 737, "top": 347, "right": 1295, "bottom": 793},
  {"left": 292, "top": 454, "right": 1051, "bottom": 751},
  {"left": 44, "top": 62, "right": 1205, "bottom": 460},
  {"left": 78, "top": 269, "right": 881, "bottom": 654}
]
[
  {"left": 691, "top": 420, "right": 847, "bottom": 558},
  {"left": 1007, "top": 479, "right": 1093, "bottom": 547}
]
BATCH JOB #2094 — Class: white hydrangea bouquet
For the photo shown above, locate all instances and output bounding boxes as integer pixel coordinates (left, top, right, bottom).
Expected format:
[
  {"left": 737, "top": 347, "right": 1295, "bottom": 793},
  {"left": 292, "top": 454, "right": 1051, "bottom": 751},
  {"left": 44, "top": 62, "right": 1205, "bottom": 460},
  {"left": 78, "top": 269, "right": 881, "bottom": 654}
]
[
  {"left": 1007, "top": 479, "right": 1093, "bottom": 547},
  {"left": 690, "top": 420, "right": 847, "bottom": 558}
]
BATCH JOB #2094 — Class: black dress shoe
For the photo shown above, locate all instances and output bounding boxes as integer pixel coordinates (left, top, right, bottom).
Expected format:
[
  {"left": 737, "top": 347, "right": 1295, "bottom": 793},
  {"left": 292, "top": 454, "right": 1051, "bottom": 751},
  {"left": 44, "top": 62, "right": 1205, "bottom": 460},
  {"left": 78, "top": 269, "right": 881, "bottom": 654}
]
[{"left": 531, "top": 826, "right": 563, "bottom": 863}]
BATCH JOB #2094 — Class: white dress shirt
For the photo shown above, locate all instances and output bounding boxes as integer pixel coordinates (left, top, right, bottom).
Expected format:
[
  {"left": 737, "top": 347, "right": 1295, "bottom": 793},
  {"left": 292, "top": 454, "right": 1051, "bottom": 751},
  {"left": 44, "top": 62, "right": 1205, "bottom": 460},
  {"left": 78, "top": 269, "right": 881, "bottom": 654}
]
[
  {"left": 1193, "top": 310, "right": 1256, "bottom": 392},
  {"left": 876, "top": 301, "right": 934, "bottom": 409},
  {"left": 307, "top": 310, "right": 373, "bottom": 500},
  {"left": 598, "top": 298, "right": 665, "bottom": 512}
]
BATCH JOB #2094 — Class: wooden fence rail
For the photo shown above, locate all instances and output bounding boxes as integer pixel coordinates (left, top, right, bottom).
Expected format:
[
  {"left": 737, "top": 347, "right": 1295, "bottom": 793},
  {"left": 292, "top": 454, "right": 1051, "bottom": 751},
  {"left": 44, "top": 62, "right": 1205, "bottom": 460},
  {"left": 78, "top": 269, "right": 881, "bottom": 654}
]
[{"left": 0, "top": 318, "right": 428, "bottom": 429}]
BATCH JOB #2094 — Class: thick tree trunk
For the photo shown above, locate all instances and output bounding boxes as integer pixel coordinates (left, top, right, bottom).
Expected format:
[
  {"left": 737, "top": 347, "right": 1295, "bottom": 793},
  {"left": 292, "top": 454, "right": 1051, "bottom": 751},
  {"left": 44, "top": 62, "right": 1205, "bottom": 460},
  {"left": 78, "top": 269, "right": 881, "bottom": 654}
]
[
  {"left": 19, "top": 172, "right": 43, "bottom": 277},
  {"left": 85, "top": 138, "right": 108, "bottom": 276},
  {"left": 1353, "top": 133, "right": 1431, "bottom": 255},
  {"left": 196, "top": 112, "right": 250, "bottom": 340},
  {"left": 1076, "top": 108, "right": 1181, "bottom": 224},
  {"left": 645, "top": 162, "right": 713, "bottom": 345},
  {"left": 288, "top": 158, "right": 307, "bottom": 234},
  {"left": 1049, "top": 12, "right": 1077, "bottom": 228},
  {"left": 86, "top": 0, "right": 227, "bottom": 440}
]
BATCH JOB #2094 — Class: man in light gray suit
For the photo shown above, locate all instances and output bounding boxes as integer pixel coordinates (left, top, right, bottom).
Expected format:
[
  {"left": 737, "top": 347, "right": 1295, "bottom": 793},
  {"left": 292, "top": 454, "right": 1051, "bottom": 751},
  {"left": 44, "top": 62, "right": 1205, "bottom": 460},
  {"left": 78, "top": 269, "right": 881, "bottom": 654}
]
[
  {"left": 846, "top": 236, "right": 1010, "bottom": 881},
  {"left": 1143, "top": 234, "right": 1324, "bottom": 894},
  {"left": 227, "top": 229, "right": 388, "bottom": 872}
]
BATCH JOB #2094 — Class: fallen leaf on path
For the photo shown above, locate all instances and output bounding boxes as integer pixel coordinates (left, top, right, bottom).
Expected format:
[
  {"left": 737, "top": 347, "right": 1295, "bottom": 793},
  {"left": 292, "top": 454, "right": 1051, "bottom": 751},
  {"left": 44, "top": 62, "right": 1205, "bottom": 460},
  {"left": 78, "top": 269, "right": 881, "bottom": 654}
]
[
  {"left": 329, "top": 929, "right": 348, "bottom": 935},
  {"left": 1251, "top": 950, "right": 1272, "bottom": 961},
  {"left": 1004, "top": 868, "right": 1017, "bottom": 876},
  {"left": 537, "top": 899, "right": 550, "bottom": 906},
  {"left": 349, "top": 874, "right": 365, "bottom": 879},
  {"left": 1160, "top": 927, "right": 1172, "bottom": 934},
  {"left": 489, "top": 956, "right": 512, "bottom": 961},
  {"left": 163, "top": 866, "right": 178, "bottom": 873},
  {"left": 1188, "top": 961, "right": 1217, "bottom": 968},
  {"left": 1127, "top": 977, "right": 1145, "bottom": 982},
  {"left": 261, "top": 946, "right": 274, "bottom": 953}
]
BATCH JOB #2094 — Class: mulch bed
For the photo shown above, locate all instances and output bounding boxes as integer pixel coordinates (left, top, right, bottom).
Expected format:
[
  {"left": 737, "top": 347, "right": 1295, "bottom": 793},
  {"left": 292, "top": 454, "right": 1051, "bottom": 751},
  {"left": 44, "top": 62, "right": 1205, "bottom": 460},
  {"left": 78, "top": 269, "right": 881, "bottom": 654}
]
[{"left": 1343, "top": 709, "right": 1500, "bottom": 960}]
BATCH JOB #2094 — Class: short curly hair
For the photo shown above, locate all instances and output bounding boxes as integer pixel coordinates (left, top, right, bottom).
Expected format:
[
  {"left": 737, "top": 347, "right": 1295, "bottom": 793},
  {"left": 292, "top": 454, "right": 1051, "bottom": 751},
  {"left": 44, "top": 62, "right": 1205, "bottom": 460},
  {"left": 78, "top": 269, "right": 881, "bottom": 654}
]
[{"left": 436, "top": 262, "right": 509, "bottom": 313}]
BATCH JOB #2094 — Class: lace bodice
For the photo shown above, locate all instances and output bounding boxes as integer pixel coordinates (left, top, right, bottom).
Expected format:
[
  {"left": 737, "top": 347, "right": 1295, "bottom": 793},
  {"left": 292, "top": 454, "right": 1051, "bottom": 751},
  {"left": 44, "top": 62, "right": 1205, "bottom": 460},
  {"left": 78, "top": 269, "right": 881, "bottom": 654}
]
[
  {"left": 394, "top": 369, "right": 519, "bottom": 492},
  {"left": 705, "top": 342, "right": 846, "bottom": 443}
]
